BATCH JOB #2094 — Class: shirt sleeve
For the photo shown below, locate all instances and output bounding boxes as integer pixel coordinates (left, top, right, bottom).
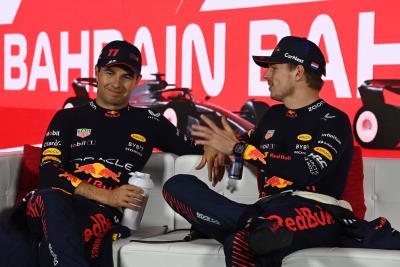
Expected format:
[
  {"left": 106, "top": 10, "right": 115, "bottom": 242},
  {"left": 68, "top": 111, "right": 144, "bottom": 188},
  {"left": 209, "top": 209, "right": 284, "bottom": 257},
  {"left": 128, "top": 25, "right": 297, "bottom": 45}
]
[
  {"left": 243, "top": 112, "right": 353, "bottom": 186},
  {"left": 152, "top": 111, "right": 203, "bottom": 155},
  {"left": 39, "top": 110, "right": 84, "bottom": 193}
]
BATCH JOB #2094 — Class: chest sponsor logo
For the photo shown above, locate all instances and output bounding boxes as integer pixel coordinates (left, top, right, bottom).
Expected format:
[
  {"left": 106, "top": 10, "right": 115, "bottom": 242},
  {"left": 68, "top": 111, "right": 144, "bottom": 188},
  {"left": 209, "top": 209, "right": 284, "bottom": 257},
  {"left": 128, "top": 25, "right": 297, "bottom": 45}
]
[
  {"left": 46, "top": 130, "right": 60, "bottom": 137},
  {"left": 71, "top": 139, "right": 96, "bottom": 148},
  {"left": 148, "top": 109, "right": 161, "bottom": 121},
  {"left": 264, "top": 129, "right": 275, "bottom": 140},
  {"left": 42, "top": 148, "right": 61, "bottom": 156},
  {"left": 317, "top": 140, "right": 338, "bottom": 154},
  {"left": 269, "top": 152, "right": 291, "bottom": 161},
  {"left": 308, "top": 153, "right": 328, "bottom": 169},
  {"left": 72, "top": 157, "right": 134, "bottom": 172},
  {"left": 260, "top": 143, "right": 276, "bottom": 150},
  {"left": 43, "top": 139, "right": 61, "bottom": 148},
  {"left": 77, "top": 128, "right": 92, "bottom": 138},
  {"left": 41, "top": 155, "right": 61, "bottom": 163},
  {"left": 125, "top": 141, "right": 144, "bottom": 156},
  {"left": 321, "top": 113, "right": 336, "bottom": 121},
  {"left": 148, "top": 109, "right": 161, "bottom": 117},
  {"left": 297, "top": 134, "right": 312, "bottom": 141},
  {"left": 130, "top": 133, "right": 146, "bottom": 143},
  {"left": 321, "top": 133, "right": 342, "bottom": 145},
  {"left": 296, "top": 144, "right": 310, "bottom": 151},
  {"left": 314, "top": 146, "right": 333, "bottom": 161}
]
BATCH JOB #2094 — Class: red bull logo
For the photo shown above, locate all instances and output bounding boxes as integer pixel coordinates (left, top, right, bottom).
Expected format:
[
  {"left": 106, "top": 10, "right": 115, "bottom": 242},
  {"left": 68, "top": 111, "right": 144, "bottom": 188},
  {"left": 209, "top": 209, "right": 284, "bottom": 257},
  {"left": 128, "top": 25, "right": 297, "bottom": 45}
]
[
  {"left": 286, "top": 110, "right": 298, "bottom": 118},
  {"left": 105, "top": 110, "right": 120, "bottom": 118},
  {"left": 58, "top": 172, "right": 83, "bottom": 187},
  {"left": 75, "top": 163, "right": 121, "bottom": 182},
  {"left": 264, "top": 176, "right": 293, "bottom": 188},
  {"left": 243, "top": 145, "right": 268, "bottom": 164}
]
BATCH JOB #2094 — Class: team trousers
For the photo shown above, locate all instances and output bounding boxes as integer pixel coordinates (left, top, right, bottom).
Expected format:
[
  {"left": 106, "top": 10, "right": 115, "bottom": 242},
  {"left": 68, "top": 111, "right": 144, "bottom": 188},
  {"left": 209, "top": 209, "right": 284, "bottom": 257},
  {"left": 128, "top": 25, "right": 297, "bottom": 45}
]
[
  {"left": 26, "top": 188, "right": 121, "bottom": 267},
  {"left": 163, "top": 174, "right": 343, "bottom": 267}
]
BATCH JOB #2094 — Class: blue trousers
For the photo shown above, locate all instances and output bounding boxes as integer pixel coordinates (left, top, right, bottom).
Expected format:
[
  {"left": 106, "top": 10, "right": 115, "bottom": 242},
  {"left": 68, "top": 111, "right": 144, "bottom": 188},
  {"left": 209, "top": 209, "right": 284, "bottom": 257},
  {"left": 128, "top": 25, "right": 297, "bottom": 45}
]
[
  {"left": 26, "top": 189, "right": 121, "bottom": 267},
  {"left": 163, "top": 175, "right": 343, "bottom": 267}
]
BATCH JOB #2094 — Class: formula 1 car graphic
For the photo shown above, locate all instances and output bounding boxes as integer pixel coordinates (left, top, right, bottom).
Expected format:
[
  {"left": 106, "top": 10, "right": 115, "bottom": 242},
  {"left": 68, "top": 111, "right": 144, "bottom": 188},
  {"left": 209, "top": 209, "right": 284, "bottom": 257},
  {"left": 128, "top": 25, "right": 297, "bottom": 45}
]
[
  {"left": 353, "top": 80, "right": 400, "bottom": 149},
  {"left": 65, "top": 73, "right": 269, "bottom": 137}
]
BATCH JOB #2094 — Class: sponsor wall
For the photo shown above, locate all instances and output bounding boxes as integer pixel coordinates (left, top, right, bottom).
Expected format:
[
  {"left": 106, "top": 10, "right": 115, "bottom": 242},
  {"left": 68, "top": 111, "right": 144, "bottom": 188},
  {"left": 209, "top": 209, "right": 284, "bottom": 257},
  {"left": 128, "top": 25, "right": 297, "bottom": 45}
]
[{"left": 0, "top": 0, "right": 399, "bottom": 157}]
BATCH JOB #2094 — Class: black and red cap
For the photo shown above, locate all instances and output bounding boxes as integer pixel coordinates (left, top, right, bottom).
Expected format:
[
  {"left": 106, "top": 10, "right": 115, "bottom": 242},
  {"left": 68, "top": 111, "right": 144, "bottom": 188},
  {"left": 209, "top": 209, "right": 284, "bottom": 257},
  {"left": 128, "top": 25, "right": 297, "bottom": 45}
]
[
  {"left": 252, "top": 36, "right": 326, "bottom": 76},
  {"left": 97, "top": 40, "right": 142, "bottom": 75}
]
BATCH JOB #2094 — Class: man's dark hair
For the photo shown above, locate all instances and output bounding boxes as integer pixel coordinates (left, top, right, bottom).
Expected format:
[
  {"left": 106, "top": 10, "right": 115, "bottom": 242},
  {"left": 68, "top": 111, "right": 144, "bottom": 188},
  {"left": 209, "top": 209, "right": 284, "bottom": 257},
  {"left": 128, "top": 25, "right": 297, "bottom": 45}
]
[{"left": 288, "top": 64, "right": 324, "bottom": 91}]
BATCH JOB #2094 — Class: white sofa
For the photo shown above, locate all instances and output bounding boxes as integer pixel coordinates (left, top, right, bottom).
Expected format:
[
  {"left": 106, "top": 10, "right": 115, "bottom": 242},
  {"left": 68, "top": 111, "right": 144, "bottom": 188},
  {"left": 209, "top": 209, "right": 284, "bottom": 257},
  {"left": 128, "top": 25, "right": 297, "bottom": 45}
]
[{"left": 1, "top": 151, "right": 400, "bottom": 267}]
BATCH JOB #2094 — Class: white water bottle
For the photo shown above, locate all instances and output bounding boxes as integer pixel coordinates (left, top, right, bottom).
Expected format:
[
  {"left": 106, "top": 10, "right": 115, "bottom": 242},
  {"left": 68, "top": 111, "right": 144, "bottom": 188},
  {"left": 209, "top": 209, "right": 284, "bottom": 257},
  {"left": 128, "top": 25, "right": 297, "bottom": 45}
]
[{"left": 121, "top": 171, "right": 154, "bottom": 230}]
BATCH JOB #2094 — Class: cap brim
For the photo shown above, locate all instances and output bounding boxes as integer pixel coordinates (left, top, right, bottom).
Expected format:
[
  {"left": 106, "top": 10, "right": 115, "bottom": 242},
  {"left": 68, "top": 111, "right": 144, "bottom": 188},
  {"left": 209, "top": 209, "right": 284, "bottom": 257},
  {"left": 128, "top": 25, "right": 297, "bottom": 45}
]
[
  {"left": 105, "top": 62, "right": 139, "bottom": 75},
  {"left": 252, "top": 56, "right": 282, "bottom": 68}
]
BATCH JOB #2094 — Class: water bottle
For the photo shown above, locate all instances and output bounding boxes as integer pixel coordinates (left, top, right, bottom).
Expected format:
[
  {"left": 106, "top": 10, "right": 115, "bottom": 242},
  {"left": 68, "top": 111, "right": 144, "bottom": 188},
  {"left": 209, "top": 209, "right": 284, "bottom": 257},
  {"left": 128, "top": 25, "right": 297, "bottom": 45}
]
[
  {"left": 228, "top": 156, "right": 243, "bottom": 180},
  {"left": 121, "top": 171, "right": 154, "bottom": 230}
]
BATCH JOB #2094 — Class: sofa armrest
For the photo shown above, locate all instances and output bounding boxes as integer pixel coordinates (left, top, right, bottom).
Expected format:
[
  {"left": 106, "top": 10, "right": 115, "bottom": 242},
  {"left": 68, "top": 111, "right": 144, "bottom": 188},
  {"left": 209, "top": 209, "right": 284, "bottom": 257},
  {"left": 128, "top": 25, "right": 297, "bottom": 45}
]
[{"left": 0, "top": 151, "right": 23, "bottom": 211}]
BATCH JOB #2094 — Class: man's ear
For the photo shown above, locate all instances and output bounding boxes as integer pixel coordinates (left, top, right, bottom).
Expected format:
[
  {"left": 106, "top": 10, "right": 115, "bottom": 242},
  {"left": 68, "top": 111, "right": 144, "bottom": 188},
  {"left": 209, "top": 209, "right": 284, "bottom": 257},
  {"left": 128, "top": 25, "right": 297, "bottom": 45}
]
[
  {"left": 295, "top": 65, "right": 305, "bottom": 80},
  {"left": 95, "top": 65, "right": 100, "bottom": 79},
  {"left": 135, "top": 74, "right": 142, "bottom": 86}
]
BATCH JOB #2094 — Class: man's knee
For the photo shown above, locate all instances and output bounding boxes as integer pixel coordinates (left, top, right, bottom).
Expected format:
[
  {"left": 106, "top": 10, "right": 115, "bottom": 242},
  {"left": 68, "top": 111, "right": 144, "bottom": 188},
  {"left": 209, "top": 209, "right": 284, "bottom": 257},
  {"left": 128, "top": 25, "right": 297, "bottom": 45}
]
[{"left": 163, "top": 174, "right": 199, "bottom": 194}]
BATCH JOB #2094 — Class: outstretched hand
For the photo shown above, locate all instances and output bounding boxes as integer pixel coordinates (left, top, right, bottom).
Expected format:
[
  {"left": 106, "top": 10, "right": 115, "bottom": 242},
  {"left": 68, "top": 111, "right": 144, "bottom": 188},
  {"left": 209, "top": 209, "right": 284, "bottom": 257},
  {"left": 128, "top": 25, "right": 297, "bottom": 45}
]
[
  {"left": 192, "top": 115, "right": 238, "bottom": 155},
  {"left": 195, "top": 145, "right": 227, "bottom": 186}
]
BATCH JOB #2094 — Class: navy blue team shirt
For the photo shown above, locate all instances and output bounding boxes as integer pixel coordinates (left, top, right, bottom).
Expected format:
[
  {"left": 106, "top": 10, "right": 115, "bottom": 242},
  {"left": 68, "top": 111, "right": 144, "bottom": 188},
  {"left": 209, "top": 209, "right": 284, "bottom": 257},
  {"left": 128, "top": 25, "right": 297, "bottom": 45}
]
[{"left": 39, "top": 101, "right": 202, "bottom": 193}]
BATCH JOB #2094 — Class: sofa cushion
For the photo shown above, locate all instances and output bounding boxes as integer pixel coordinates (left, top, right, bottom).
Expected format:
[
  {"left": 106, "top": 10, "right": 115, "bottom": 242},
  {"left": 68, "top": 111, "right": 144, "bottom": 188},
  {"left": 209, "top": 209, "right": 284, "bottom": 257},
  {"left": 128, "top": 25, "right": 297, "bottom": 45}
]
[
  {"left": 342, "top": 146, "right": 366, "bottom": 219},
  {"left": 119, "top": 231, "right": 225, "bottom": 267},
  {"left": 14, "top": 145, "right": 41, "bottom": 204}
]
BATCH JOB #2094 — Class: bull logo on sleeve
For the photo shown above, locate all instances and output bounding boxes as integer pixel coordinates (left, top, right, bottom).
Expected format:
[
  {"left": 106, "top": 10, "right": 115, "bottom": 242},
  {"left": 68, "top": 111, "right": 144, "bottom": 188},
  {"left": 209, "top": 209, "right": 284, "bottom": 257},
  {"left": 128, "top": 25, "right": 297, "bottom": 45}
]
[{"left": 243, "top": 145, "right": 269, "bottom": 164}]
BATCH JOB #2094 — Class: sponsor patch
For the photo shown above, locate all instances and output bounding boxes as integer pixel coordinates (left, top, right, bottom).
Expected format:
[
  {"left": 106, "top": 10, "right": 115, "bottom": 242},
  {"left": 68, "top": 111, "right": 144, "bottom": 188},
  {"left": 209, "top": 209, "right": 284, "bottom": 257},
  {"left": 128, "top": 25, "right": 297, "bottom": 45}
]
[
  {"left": 243, "top": 145, "right": 269, "bottom": 164},
  {"left": 41, "top": 156, "right": 61, "bottom": 163},
  {"left": 42, "top": 148, "right": 61, "bottom": 156},
  {"left": 264, "top": 129, "right": 275, "bottom": 140},
  {"left": 130, "top": 133, "right": 146, "bottom": 143},
  {"left": 46, "top": 130, "right": 60, "bottom": 137},
  {"left": 247, "top": 128, "right": 254, "bottom": 137},
  {"left": 148, "top": 109, "right": 161, "bottom": 117},
  {"left": 77, "top": 128, "right": 91, "bottom": 138},
  {"left": 314, "top": 147, "right": 333, "bottom": 160},
  {"left": 297, "top": 134, "right": 312, "bottom": 141},
  {"left": 105, "top": 110, "right": 120, "bottom": 118},
  {"left": 286, "top": 110, "right": 297, "bottom": 118}
]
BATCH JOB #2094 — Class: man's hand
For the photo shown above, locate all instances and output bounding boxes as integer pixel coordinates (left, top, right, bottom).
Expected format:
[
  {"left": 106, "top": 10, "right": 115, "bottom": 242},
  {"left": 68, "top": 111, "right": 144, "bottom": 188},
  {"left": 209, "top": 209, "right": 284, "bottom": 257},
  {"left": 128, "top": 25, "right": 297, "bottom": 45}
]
[
  {"left": 75, "top": 182, "right": 145, "bottom": 211},
  {"left": 195, "top": 145, "right": 226, "bottom": 186},
  {"left": 192, "top": 115, "right": 238, "bottom": 155},
  {"left": 107, "top": 184, "right": 146, "bottom": 210}
]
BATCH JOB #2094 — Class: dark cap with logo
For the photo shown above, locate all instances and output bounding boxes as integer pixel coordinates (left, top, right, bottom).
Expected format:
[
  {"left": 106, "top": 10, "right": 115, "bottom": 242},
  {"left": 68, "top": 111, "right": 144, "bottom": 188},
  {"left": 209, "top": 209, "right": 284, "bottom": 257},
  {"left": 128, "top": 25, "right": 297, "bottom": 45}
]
[
  {"left": 97, "top": 40, "right": 142, "bottom": 75},
  {"left": 252, "top": 36, "right": 326, "bottom": 76}
]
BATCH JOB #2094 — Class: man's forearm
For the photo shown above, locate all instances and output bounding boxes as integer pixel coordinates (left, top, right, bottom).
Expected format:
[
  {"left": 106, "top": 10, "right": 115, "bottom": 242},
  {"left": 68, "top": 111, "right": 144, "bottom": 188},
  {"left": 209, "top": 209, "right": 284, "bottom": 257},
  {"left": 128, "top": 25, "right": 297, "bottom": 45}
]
[{"left": 74, "top": 182, "right": 111, "bottom": 206}]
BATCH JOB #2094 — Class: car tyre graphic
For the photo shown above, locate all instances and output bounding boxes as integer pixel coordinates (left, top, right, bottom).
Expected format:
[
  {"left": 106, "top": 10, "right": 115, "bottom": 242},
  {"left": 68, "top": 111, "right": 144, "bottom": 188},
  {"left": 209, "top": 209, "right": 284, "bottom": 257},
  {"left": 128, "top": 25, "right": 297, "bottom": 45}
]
[{"left": 354, "top": 106, "right": 399, "bottom": 149}]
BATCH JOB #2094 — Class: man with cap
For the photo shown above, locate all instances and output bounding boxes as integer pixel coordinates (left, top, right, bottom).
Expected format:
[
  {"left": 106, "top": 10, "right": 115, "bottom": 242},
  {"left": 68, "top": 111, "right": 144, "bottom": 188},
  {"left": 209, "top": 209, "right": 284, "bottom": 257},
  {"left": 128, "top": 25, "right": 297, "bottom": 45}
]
[
  {"left": 24, "top": 40, "right": 203, "bottom": 267},
  {"left": 162, "top": 36, "right": 354, "bottom": 266}
]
